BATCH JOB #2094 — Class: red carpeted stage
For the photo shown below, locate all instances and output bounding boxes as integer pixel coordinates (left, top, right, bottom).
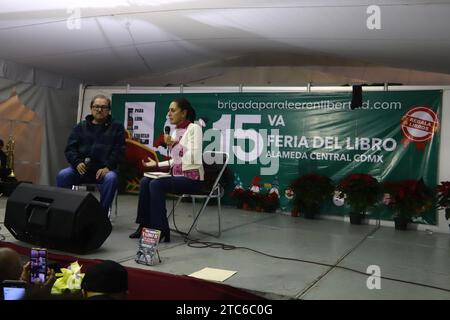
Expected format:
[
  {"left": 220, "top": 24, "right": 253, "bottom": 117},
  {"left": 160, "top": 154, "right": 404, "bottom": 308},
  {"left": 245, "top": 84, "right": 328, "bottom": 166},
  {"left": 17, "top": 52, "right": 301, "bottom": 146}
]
[{"left": 0, "top": 241, "right": 264, "bottom": 300}]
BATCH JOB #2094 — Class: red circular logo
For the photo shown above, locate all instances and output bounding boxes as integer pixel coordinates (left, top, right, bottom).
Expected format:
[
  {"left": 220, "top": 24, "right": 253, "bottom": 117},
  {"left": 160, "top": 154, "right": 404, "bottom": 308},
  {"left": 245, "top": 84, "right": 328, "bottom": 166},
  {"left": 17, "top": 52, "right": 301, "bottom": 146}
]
[{"left": 401, "top": 106, "right": 439, "bottom": 143}]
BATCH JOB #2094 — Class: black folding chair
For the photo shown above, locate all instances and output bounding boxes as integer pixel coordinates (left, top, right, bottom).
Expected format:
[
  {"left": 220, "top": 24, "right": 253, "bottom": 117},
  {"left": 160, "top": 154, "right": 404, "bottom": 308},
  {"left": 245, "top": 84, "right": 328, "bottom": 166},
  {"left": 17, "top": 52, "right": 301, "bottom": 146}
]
[{"left": 167, "top": 151, "right": 229, "bottom": 238}]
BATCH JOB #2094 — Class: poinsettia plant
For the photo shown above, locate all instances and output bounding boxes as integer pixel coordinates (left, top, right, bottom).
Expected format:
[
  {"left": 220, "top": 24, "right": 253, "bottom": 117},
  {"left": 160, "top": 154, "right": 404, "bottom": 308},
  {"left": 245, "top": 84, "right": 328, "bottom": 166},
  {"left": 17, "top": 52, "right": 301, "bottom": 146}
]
[
  {"left": 230, "top": 180, "right": 280, "bottom": 212},
  {"left": 436, "top": 181, "right": 450, "bottom": 220},
  {"left": 262, "top": 192, "right": 280, "bottom": 213},
  {"left": 383, "top": 179, "right": 434, "bottom": 220},
  {"left": 290, "top": 173, "right": 334, "bottom": 212},
  {"left": 230, "top": 188, "right": 250, "bottom": 209},
  {"left": 337, "top": 173, "right": 382, "bottom": 214}
]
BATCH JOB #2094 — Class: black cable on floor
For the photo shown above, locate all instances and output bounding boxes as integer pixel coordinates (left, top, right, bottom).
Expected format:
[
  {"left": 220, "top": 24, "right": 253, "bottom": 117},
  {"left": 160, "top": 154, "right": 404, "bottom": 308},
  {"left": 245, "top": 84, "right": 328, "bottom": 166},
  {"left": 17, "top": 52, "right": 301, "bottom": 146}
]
[
  {"left": 183, "top": 226, "right": 450, "bottom": 293},
  {"left": 167, "top": 196, "right": 449, "bottom": 293}
]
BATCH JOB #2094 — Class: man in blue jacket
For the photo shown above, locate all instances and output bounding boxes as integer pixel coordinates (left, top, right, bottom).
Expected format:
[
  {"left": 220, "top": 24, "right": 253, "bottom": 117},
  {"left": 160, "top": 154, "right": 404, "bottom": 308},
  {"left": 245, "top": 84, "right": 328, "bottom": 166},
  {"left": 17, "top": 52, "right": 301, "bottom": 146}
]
[{"left": 57, "top": 94, "right": 125, "bottom": 214}]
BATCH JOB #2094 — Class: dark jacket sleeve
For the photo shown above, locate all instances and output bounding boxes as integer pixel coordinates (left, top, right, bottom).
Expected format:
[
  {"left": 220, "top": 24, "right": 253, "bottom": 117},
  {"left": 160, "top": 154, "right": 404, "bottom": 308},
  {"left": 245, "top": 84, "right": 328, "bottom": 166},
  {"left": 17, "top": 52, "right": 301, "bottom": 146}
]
[
  {"left": 105, "top": 124, "right": 125, "bottom": 170},
  {"left": 64, "top": 125, "right": 84, "bottom": 168}
]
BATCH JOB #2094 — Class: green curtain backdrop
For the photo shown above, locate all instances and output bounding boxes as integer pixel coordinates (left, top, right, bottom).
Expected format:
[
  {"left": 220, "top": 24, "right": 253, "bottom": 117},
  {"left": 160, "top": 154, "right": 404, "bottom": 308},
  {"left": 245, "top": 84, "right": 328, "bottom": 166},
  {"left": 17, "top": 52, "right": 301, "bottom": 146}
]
[{"left": 112, "top": 91, "right": 441, "bottom": 224}]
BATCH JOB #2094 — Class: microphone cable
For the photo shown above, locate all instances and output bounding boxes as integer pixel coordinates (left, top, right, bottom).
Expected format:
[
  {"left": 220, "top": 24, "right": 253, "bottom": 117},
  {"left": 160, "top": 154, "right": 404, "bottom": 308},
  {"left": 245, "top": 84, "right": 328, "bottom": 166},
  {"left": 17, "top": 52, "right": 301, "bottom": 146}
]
[
  {"left": 156, "top": 154, "right": 449, "bottom": 293},
  {"left": 182, "top": 223, "right": 450, "bottom": 293}
]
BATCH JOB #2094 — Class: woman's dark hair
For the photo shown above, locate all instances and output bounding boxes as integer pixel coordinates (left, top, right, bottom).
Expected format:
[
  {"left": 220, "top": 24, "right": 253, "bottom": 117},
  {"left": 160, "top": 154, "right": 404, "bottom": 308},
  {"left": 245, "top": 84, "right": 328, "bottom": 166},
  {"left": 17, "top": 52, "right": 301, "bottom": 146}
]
[{"left": 173, "top": 97, "right": 196, "bottom": 122}]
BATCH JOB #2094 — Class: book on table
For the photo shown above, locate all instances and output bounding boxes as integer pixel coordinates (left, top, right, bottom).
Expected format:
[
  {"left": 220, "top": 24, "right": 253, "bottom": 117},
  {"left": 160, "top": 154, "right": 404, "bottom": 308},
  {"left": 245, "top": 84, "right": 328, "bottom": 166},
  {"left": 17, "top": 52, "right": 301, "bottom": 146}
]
[{"left": 144, "top": 172, "right": 171, "bottom": 179}]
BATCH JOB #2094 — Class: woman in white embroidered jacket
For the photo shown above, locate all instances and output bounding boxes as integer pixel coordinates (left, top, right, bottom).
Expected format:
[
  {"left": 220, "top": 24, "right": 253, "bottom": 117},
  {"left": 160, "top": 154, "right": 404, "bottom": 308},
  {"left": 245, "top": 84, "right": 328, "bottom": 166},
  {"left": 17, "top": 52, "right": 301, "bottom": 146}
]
[{"left": 129, "top": 98, "right": 204, "bottom": 242}]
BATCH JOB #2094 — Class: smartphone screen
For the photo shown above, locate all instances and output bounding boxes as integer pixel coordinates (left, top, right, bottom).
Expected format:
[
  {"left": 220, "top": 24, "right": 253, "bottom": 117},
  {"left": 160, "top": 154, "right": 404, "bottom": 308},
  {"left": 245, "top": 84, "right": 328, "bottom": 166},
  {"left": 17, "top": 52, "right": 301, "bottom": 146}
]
[
  {"left": 30, "top": 248, "right": 47, "bottom": 284},
  {"left": 2, "top": 281, "right": 26, "bottom": 300}
]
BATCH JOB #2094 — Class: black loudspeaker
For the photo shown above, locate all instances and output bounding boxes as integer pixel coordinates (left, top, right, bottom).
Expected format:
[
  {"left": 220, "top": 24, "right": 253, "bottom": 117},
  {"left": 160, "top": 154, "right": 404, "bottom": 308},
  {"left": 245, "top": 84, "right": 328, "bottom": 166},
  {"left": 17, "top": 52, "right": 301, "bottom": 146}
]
[
  {"left": 4, "top": 183, "right": 112, "bottom": 254},
  {"left": 351, "top": 85, "right": 363, "bottom": 110}
]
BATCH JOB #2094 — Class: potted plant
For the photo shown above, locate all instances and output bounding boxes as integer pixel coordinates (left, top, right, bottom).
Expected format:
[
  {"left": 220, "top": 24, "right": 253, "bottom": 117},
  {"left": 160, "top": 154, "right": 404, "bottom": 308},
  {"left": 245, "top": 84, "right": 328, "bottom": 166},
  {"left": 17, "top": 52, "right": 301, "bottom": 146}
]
[
  {"left": 249, "top": 191, "right": 264, "bottom": 212},
  {"left": 337, "top": 173, "right": 382, "bottom": 224},
  {"left": 290, "top": 173, "right": 334, "bottom": 219},
  {"left": 436, "top": 181, "right": 450, "bottom": 225},
  {"left": 230, "top": 173, "right": 250, "bottom": 209},
  {"left": 262, "top": 192, "right": 280, "bottom": 213},
  {"left": 383, "top": 179, "right": 434, "bottom": 230},
  {"left": 230, "top": 187, "right": 249, "bottom": 209},
  {"left": 262, "top": 180, "right": 280, "bottom": 213}
]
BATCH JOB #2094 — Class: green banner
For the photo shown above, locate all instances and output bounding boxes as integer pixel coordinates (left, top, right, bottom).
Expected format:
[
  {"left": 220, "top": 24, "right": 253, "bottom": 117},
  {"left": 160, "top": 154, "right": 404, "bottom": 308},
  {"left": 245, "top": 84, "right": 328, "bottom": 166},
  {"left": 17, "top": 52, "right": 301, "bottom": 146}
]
[{"left": 112, "top": 91, "right": 441, "bottom": 224}]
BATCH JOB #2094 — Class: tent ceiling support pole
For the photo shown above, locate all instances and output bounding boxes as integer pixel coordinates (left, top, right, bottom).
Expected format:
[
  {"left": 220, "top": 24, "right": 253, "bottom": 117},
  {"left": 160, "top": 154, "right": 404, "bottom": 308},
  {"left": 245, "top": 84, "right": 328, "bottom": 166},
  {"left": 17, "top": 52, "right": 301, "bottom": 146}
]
[{"left": 77, "top": 83, "right": 85, "bottom": 122}]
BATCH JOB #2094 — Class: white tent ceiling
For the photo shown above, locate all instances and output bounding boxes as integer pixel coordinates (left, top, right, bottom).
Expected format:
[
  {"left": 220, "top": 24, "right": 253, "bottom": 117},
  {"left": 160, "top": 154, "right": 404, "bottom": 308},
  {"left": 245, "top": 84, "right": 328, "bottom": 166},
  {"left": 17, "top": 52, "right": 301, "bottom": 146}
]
[{"left": 1, "top": 0, "right": 450, "bottom": 85}]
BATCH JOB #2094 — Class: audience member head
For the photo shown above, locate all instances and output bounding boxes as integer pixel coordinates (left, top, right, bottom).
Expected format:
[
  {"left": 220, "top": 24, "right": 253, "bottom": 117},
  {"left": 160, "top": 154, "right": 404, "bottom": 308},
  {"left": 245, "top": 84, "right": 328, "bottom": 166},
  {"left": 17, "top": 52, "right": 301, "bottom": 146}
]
[
  {"left": 81, "top": 260, "right": 128, "bottom": 300},
  {"left": 0, "top": 248, "right": 22, "bottom": 283}
]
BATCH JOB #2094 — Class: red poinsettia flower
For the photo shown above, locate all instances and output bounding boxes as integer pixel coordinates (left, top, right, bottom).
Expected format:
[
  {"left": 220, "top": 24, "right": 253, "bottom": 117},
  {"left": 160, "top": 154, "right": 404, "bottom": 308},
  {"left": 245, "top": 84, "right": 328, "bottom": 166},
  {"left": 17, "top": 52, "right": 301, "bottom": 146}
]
[
  {"left": 337, "top": 173, "right": 381, "bottom": 214},
  {"left": 436, "top": 181, "right": 450, "bottom": 220},
  {"left": 436, "top": 181, "right": 450, "bottom": 208},
  {"left": 290, "top": 173, "right": 334, "bottom": 211},
  {"left": 383, "top": 179, "right": 434, "bottom": 219}
]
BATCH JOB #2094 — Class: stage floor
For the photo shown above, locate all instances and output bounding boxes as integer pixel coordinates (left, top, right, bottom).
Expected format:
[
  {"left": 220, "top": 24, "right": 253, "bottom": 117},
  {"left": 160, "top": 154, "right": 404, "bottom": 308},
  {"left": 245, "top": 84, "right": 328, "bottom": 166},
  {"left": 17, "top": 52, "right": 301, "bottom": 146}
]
[{"left": 1, "top": 194, "right": 449, "bottom": 300}]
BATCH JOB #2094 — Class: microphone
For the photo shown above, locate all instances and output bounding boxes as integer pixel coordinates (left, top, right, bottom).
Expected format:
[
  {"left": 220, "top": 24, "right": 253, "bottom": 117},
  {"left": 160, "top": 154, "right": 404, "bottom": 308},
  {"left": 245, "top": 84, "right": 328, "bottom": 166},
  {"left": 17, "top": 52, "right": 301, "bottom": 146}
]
[
  {"left": 164, "top": 126, "right": 171, "bottom": 151},
  {"left": 164, "top": 126, "right": 170, "bottom": 135},
  {"left": 84, "top": 157, "right": 91, "bottom": 170},
  {"left": 164, "top": 126, "right": 173, "bottom": 177}
]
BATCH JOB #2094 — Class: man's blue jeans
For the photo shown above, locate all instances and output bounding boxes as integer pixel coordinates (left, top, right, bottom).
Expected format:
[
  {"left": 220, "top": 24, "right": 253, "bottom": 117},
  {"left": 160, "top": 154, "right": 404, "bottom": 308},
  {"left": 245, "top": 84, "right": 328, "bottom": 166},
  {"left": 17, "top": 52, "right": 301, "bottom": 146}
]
[{"left": 56, "top": 166, "right": 118, "bottom": 213}]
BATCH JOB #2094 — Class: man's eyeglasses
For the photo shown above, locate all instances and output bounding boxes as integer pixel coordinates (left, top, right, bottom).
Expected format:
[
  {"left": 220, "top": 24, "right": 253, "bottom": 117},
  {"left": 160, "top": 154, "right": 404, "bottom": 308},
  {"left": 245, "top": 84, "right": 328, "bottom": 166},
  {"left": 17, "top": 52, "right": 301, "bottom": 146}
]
[{"left": 92, "top": 105, "right": 110, "bottom": 110}]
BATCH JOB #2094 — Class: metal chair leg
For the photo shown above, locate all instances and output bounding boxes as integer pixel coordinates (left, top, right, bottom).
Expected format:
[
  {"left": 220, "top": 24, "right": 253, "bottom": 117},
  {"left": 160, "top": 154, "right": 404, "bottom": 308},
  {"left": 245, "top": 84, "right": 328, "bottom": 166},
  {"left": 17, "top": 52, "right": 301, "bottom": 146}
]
[
  {"left": 187, "top": 197, "right": 211, "bottom": 238},
  {"left": 190, "top": 185, "right": 222, "bottom": 238},
  {"left": 217, "top": 191, "right": 222, "bottom": 237}
]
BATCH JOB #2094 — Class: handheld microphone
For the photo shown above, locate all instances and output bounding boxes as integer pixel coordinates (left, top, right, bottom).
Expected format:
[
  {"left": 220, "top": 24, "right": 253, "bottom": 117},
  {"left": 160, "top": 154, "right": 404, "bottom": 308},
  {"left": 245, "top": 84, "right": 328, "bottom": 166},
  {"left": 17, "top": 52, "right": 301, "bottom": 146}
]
[
  {"left": 164, "top": 126, "right": 173, "bottom": 177},
  {"left": 84, "top": 157, "right": 91, "bottom": 170},
  {"left": 164, "top": 126, "right": 170, "bottom": 135},
  {"left": 164, "top": 126, "right": 171, "bottom": 151}
]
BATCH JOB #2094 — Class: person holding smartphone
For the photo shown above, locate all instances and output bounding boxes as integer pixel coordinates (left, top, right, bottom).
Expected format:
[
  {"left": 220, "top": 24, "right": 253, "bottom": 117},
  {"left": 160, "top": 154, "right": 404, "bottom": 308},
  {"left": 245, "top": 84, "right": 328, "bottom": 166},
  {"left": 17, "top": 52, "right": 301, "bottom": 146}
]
[
  {"left": 29, "top": 248, "right": 48, "bottom": 285},
  {"left": 0, "top": 248, "right": 56, "bottom": 300},
  {"left": 23, "top": 248, "right": 56, "bottom": 299}
]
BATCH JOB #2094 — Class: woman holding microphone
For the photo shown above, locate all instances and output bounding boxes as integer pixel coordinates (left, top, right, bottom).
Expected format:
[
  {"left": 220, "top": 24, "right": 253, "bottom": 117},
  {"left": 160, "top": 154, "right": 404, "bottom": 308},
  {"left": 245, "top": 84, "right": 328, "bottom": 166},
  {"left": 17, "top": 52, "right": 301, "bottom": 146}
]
[{"left": 129, "top": 98, "right": 204, "bottom": 242}]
